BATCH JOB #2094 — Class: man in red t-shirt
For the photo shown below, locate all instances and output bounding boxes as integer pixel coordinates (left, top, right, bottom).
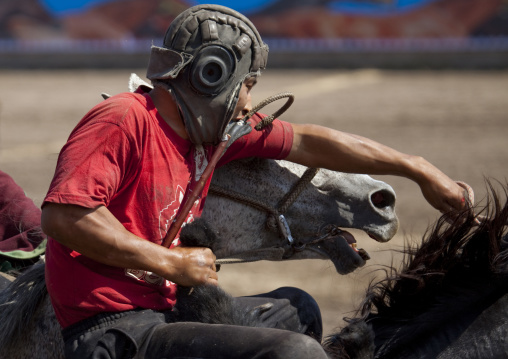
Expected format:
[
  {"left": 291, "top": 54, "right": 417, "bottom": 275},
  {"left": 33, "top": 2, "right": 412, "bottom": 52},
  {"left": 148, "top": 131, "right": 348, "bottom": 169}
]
[{"left": 42, "top": 5, "right": 466, "bottom": 359}]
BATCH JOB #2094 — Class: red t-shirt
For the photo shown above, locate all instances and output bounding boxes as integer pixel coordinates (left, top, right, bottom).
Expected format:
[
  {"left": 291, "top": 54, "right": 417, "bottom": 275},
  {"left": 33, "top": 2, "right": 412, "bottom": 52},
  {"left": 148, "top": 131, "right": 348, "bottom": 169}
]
[{"left": 44, "top": 90, "right": 293, "bottom": 328}]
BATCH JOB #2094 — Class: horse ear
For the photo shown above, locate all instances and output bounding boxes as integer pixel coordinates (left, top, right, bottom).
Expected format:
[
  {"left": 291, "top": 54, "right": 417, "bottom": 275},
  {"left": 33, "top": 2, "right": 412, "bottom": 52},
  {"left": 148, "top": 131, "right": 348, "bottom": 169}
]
[{"left": 179, "top": 218, "right": 219, "bottom": 250}]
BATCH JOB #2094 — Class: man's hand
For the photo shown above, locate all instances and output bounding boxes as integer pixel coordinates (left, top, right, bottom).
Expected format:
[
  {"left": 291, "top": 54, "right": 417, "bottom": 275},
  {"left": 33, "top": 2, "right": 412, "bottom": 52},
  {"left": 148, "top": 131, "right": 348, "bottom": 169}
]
[
  {"left": 418, "top": 173, "right": 466, "bottom": 214},
  {"left": 404, "top": 155, "right": 466, "bottom": 214},
  {"left": 169, "top": 246, "right": 218, "bottom": 287}
]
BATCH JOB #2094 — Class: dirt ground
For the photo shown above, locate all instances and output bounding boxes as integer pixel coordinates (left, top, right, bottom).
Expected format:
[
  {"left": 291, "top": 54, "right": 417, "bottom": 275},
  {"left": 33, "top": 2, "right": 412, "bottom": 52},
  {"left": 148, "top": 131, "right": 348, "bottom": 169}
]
[{"left": 0, "top": 69, "right": 507, "bottom": 336}]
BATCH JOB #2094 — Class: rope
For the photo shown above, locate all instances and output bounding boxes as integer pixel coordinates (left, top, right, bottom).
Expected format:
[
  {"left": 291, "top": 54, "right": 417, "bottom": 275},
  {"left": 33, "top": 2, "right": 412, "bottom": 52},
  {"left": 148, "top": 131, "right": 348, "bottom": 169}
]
[
  {"left": 239, "top": 92, "right": 295, "bottom": 130},
  {"left": 208, "top": 184, "right": 279, "bottom": 217},
  {"left": 216, "top": 258, "right": 257, "bottom": 265},
  {"left": 215, "top": 248, "right": 286, "bottom": 265},
  {"left": 209, "top": 168, "right": 318, "bottom": 220},
  {"left": 277, "top": 167, "right": 319, "bottom": 214}
]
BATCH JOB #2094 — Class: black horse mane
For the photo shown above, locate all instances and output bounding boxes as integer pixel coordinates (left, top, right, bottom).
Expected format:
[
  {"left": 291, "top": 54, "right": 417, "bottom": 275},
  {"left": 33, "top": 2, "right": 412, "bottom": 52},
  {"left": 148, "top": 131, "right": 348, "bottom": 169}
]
[{"left": 335, "top": 181, "right": 508, "bottom": 358}]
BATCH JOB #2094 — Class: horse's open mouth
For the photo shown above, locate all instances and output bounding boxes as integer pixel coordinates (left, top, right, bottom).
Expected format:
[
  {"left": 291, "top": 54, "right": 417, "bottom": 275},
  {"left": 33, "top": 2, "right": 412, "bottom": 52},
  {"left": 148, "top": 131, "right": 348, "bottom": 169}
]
[
  {"left": 306, "top": 229, "right": 371, "bottom": 274},
  {"left": 341, "top": 230, "right": 371, "bottom": 262}
]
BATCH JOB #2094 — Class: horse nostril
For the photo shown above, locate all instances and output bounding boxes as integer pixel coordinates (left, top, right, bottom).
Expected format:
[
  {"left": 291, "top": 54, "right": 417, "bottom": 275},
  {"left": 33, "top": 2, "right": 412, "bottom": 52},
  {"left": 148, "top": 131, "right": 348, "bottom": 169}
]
[{"left": 371, "top": 190, "right": 395, "bottom": 209}]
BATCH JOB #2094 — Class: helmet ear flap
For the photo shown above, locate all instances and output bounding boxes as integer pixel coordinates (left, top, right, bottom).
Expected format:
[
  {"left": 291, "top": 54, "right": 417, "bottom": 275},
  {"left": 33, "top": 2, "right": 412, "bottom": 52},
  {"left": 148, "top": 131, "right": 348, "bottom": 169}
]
[{"left": 190, "top": 45, "right": 235, "bottom": 95}]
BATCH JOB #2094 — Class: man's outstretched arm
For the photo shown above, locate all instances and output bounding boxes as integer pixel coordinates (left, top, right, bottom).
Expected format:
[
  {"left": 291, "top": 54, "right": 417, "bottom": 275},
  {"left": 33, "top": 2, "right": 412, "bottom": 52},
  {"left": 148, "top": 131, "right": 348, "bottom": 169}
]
[{"left": 286, "top": 123, "right": 465, "bottom": 213}]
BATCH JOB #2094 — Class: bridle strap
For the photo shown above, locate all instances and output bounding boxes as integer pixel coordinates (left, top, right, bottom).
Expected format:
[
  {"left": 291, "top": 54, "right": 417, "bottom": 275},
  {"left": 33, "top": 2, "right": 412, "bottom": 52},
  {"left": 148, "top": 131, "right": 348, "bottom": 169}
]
[
  {"left": 208, "top": 183, "right": 279, "bottom": 217},
  {"left": 215, "top": 247, "right": 286, "bottom": 265},
  {"left": 209, "top": 167, "right": 319, "bottom": 216},
  {"left": 208, "top": 167, "right": 319, "bottom": 248},
  {"left": 277, "top": 167, "right": 319, "bottom": 214}
]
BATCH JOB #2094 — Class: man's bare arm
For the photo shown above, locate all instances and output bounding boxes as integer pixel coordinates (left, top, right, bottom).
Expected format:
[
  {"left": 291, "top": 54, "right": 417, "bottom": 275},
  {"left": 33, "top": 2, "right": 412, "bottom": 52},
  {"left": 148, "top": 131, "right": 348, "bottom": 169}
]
[
  {"left": 41, "top": 203, "right": 218, "bottom": 286},
  {"left": 286, "top": 123, "right": 465, "bottom": 213}
]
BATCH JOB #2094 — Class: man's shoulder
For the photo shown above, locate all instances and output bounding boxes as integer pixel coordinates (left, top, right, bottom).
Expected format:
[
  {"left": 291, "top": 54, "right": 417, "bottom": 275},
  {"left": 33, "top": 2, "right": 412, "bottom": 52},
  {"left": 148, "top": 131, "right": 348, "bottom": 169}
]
[
  {"left": 101, "top": 91, "right": 149, "bottom": 112},
  {"left": 85, "top": 91, "right": 153, "bottom": 128}
]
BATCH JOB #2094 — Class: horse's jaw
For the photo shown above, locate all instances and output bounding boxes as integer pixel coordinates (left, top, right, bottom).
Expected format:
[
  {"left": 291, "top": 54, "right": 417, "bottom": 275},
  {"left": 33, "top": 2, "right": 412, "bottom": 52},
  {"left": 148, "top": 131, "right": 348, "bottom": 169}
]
[
  {"left": 213, "top": 227, "right": 369, "bottom": 275},
  {"left": 276, "top": 230, "right": 368, "bottom": 274}
]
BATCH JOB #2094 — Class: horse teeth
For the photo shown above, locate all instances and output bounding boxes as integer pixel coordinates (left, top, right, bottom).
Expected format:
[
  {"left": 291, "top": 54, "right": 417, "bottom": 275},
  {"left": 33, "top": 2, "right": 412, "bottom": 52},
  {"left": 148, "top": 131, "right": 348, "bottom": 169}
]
[
  {"left": 347, "top": 239, "right": 369, "bottom": 260},
  {"left": 358, "top": 248, "right": 371, "bottom": 261}
]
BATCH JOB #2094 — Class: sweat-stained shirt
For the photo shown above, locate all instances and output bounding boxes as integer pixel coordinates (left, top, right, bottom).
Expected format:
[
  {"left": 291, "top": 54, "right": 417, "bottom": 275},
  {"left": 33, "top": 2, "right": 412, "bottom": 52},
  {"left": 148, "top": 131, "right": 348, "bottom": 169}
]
[{"left": 43, "top": 89, "right": 293, "bottom": 328}]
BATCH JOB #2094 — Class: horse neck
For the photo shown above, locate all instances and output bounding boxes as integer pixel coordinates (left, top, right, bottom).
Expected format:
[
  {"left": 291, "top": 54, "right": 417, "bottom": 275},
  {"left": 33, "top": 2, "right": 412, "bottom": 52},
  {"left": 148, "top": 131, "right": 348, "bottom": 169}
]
[{"left": 371, "top": 274, "right": 508, "bottom": 358}]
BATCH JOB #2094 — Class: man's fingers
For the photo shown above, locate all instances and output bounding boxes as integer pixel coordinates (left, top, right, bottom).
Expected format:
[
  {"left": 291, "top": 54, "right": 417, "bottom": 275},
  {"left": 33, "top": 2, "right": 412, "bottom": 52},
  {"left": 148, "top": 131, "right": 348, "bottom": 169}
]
[
  {"left": 455, "top": 181, "right": 475, "bottom": 208},
  {"left": 439, "top": 182, "right": 469, "bottom": 213},
  {"left": 207, "top": 270, "right": 219, "bottom": 286},
  {"left": 207, "top": 278, "right": 219, "bottom": 286},
  {"left": 173, "top": 246, "right": 220, "bottom": 286}
]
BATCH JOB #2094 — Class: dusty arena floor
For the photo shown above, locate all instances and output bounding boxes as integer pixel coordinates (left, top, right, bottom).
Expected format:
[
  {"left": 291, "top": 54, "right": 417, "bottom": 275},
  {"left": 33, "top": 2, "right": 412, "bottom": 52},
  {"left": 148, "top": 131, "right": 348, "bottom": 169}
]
[{"left": 1, "top": 69, "right": 507, "bottom": 336}]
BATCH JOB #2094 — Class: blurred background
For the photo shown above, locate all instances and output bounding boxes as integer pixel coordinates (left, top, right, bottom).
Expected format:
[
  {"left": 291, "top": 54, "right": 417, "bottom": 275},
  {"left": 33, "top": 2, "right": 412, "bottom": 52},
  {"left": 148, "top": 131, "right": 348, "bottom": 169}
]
[
  {"left": 0, "top": 0, "right": 507, "bottom": 336},
  {"left": 1, "top": 0, "right": 508, "bottom": 68}
]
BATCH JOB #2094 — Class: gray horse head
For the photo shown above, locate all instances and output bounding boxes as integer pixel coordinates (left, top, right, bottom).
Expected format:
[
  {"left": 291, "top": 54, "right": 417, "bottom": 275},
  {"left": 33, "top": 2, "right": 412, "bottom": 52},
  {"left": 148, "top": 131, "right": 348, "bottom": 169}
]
[{"left": 204, "top": 157, "right": 399, "bottom": 274}]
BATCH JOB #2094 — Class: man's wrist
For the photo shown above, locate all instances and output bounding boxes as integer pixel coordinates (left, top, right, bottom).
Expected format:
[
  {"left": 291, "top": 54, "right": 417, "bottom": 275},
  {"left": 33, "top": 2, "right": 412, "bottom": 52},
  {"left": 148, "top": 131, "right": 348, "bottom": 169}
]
[{"left": 400, "top": 154, "right": 429, "bottom": 185}]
